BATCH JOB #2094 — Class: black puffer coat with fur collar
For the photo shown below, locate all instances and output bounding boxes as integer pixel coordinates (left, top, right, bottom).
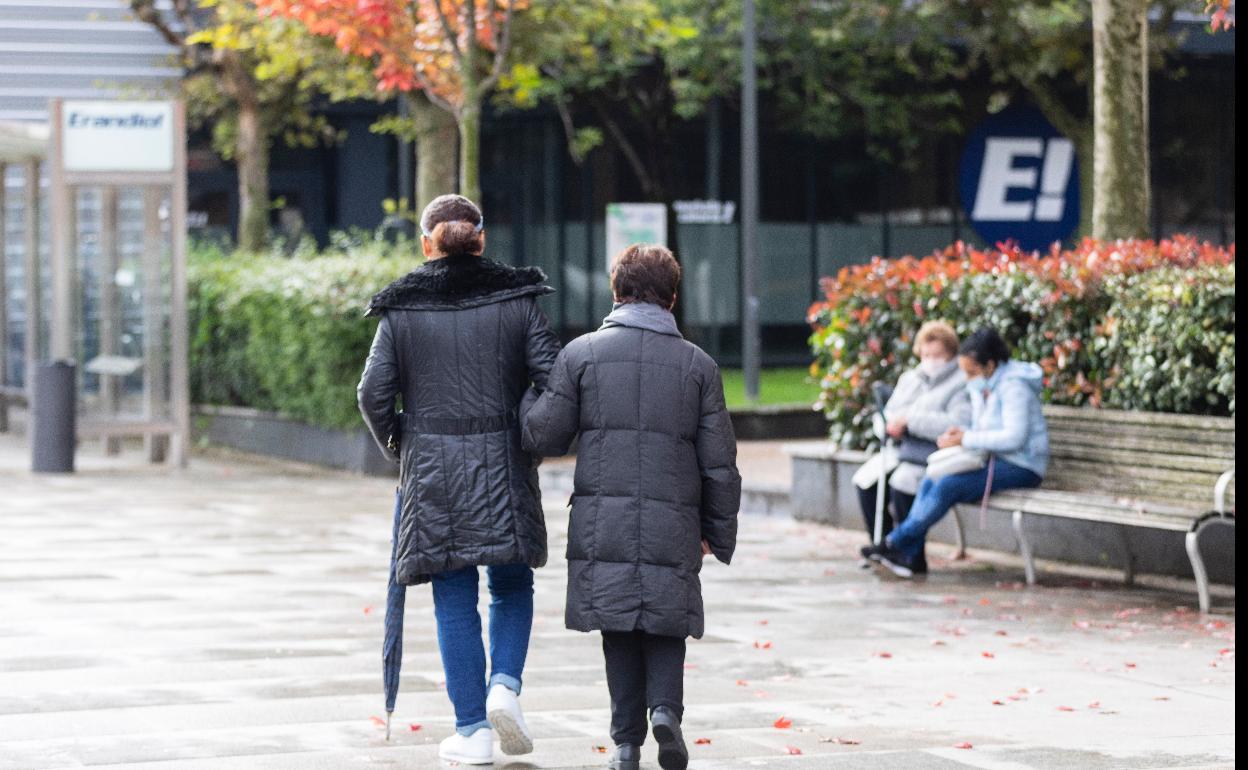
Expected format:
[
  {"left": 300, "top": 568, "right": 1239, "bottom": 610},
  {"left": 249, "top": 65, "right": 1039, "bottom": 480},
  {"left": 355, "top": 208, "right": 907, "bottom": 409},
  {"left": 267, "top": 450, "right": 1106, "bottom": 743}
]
[{"left": 358, "top": 253, "right": 560, "bottom": 584}]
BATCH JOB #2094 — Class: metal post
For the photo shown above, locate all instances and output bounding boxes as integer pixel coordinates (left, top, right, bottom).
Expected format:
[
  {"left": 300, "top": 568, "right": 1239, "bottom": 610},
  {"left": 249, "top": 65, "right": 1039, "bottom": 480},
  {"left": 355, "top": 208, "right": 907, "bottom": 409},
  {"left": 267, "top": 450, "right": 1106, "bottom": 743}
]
[
  {"left": 169, "top": 101, "right": 190, "bottom": 466},
  {"left": 23, "top": 159, "right": 40, "bottom": 401},
  {"left": 142, "top": 186, "right": 169, "bottom": 463},
  {"left": 99, "top": 187, "right": 121, "bottom": 455},
  {"left": 49, "top": 101, "right": 73, "bottom": 361},
  {"left": 740, "top": 0, "right": 760, "bottom": 400},
  {"left": 0, "top": 162, "right": 8, "bottom": 433}
]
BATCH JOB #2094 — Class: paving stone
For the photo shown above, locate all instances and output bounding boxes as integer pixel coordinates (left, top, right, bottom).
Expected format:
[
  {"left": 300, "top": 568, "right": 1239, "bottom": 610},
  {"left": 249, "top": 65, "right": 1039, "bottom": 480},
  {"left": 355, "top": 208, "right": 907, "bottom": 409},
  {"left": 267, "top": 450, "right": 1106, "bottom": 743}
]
[{"left": 0, "top": 434, "right": 1235, "bottom": 769}]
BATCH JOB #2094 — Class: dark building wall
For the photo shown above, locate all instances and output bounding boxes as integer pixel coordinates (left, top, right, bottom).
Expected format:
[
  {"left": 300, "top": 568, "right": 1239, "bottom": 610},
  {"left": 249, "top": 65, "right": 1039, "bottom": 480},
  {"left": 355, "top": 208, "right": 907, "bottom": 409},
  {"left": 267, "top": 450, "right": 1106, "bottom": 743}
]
[{"left": 182, "top": 44, "right": 1234, "bottom": 365}]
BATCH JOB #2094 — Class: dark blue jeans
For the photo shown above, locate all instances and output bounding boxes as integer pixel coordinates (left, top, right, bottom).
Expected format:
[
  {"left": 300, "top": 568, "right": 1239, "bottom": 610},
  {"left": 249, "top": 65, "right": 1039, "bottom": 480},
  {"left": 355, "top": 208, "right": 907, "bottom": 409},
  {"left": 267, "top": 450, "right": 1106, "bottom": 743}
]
[
  {"left": 887, "top": 459, "right": 1042, "bottom": 560},
  {"left": 430, "top": 563, "right": 534, "bottom": 735}
]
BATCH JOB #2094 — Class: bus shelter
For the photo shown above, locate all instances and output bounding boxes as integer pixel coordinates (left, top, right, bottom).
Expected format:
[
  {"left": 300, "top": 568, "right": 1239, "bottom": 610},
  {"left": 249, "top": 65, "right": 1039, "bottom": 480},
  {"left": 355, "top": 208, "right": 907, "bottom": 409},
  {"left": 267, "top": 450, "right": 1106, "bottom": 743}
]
[{"left": 0, "top": 100, "right": 189, "bottom": 466}]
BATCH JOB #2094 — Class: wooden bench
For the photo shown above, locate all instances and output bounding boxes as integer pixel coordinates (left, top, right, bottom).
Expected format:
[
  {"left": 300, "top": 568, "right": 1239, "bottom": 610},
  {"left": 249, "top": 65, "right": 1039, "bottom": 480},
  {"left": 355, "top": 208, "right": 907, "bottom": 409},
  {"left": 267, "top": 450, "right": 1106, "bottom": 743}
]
[{"left": 947, "top": 405, "right": 1235, "bottom": 612}]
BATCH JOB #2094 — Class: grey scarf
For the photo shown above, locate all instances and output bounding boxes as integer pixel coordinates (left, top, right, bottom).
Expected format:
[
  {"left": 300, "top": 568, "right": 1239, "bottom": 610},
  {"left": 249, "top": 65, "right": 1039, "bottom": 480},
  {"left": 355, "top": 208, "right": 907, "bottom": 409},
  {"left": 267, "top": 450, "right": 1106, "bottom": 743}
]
[{"left": 600, "top": 302, "right": 682, "bottom": 337}]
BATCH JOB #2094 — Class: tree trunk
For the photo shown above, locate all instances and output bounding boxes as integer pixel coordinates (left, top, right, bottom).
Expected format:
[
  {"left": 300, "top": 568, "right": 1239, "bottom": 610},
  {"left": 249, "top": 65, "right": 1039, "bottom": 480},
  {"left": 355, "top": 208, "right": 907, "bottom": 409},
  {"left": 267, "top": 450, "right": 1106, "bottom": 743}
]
[
  {"left": 409, "top": 91, "right": 458, "bottom": 211},
  {"left": 458, "top": 97, "right": 482, "bottom": 205},
  {"left": 235, "top": 94, "right": 270, "bottom": 253},
  {"left": 1091, "top": 0, "right": 1150, "bottom": 239},
  {"left": 1073, "top": 125, "right": 1094, "bottom": 239}
]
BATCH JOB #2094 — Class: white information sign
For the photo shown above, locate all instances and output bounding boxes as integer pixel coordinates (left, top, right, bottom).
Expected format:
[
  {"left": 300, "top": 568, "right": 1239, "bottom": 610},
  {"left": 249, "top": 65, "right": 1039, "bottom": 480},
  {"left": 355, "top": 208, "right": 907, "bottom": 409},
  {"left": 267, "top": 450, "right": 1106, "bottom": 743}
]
[
  {"left": 605, "top": 203, "right": 667, "bottom": 273},
  {"left": 62, "top": 100, "right": 174, "bottom": 173},
  {"left": 673, "top": 199, "right": 736, "bottom": 224}
]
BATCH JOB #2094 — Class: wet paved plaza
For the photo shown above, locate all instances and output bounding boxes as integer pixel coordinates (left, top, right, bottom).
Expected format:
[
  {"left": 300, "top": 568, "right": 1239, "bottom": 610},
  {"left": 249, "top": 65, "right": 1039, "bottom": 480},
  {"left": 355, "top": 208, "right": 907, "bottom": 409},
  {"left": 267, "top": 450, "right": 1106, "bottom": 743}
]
[{"left": 0, "top": 436, "right": 1235, "bottom": 769}]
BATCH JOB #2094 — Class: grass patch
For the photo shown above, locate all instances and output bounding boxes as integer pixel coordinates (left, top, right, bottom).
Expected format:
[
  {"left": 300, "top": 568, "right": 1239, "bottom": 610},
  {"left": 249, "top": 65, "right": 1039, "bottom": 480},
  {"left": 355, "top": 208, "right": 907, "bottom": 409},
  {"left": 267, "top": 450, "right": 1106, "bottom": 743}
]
[{"left": 721, "top": 367, "right": 821, "bottom": 410}]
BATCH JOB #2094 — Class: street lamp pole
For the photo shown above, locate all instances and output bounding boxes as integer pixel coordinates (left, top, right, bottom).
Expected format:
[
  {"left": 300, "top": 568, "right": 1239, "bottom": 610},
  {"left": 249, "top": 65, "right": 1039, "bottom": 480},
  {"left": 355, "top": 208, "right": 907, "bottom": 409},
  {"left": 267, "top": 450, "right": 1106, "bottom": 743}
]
[{"left": 741, "top": 0, "right": 761, "bottom": 401}]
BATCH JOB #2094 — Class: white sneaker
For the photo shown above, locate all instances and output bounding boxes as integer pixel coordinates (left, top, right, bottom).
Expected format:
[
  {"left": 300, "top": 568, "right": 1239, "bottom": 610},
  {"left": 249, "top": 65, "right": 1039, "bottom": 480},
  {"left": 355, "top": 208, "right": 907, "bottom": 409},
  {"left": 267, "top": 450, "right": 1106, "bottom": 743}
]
[
  {"left": 438, "top": 728, "right": 495, "bottom": 765},
  {"left": 486, "top": 683, "right": 534, "bottom": 755}
]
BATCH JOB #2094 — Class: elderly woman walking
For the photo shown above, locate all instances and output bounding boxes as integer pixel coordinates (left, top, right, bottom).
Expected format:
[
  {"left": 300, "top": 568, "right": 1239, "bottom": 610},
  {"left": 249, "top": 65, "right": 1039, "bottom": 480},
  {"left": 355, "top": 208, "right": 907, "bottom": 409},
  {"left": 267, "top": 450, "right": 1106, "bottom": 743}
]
[{"left": 357, "top": 194, "right": 560, "bottom": 764}]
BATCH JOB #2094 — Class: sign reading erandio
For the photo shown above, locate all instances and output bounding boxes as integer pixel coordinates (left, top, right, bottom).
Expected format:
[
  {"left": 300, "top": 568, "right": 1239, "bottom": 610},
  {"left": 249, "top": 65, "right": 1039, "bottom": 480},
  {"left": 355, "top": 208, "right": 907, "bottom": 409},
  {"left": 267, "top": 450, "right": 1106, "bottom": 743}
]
[{"left": 62, "top": 101, "right": 175, "bottom": 173}]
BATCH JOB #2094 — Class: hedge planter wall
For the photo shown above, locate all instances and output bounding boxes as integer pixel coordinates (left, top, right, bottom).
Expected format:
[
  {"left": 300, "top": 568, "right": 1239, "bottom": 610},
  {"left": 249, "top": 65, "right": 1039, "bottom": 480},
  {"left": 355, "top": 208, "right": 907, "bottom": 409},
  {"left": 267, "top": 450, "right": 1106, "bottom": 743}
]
[
  {"left": 189, "top": 237, "right": 417, "bottom": 431},
  {"left": 807, "top": 237, "right": 1235, "bottom": 449}
]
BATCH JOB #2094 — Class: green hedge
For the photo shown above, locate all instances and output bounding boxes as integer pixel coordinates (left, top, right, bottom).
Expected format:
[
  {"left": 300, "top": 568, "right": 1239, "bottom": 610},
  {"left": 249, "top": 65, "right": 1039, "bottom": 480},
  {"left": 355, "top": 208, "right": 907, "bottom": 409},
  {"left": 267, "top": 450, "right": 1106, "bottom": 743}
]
[
  {"left": 189, "top": 234, "right": 418, "bottom": 430},
  {"left": 807, "top": 237, "right": 1235, "bottom": 449}
]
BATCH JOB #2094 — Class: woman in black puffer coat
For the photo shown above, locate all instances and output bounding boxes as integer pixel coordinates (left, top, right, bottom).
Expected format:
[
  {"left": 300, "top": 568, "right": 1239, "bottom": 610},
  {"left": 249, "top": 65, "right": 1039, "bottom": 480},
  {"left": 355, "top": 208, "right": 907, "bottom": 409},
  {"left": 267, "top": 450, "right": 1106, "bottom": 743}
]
[
  {"left": 357, "top": 194, "right": 559, "bottom": 764},
  {"left": 520, "top": 244, "right": 740, "bottom": 770}
]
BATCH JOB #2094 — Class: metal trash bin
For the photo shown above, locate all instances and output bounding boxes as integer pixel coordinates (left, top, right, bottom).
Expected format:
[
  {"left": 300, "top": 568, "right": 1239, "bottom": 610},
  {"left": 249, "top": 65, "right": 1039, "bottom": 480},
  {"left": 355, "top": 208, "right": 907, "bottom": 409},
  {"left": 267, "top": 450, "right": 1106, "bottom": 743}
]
[{"left": 31, "top": 360, "right": 76, "bottom": 473}]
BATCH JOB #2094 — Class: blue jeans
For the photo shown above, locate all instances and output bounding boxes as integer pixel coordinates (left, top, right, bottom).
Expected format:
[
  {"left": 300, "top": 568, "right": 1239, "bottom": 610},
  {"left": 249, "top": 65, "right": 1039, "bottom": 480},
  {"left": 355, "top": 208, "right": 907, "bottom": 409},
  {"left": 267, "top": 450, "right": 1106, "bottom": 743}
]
[
  {"left": 431, "top": 563, "right": 534, "bottom": 735},
  {"left": 887, "top": 459, "right": 1042, "bottom": 560}
]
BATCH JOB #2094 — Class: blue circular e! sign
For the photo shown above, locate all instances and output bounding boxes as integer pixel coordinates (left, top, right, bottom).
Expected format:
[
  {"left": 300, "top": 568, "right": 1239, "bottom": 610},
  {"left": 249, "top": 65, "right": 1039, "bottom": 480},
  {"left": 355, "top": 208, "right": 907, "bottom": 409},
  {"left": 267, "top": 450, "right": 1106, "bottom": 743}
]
[{"left": 959, "top": 105, "right": 1080, "bottom": 252}]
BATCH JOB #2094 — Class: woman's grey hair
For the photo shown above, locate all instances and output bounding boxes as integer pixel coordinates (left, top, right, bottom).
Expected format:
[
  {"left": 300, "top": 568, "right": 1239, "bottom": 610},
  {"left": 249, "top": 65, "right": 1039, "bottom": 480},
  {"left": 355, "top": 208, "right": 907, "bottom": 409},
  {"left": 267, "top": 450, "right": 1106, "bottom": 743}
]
[{"left": 420, "top": 194, "right": 483, "bottom": 238}]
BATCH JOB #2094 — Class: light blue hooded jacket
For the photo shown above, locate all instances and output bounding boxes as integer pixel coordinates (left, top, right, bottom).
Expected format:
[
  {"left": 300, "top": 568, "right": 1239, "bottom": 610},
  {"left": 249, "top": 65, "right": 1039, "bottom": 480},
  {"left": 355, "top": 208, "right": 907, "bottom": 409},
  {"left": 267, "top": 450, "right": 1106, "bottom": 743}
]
[{"left": 961, "top": 360, "right": 1049, "bottom": 478}]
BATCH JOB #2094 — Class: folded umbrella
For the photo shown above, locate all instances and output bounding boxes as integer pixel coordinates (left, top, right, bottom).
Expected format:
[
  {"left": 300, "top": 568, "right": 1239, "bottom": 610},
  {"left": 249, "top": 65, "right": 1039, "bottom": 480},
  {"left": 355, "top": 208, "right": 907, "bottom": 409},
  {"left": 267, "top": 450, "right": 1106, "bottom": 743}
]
[{"left": 382, "top": 488, "right": 405, "bottom": 740}]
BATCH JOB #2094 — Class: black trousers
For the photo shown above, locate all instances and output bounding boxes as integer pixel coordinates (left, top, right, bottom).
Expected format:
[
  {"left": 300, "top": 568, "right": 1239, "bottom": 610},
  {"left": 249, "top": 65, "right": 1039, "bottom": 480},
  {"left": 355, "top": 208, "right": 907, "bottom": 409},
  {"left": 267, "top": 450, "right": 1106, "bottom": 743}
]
[
  {"left": 856, "top": 483, "right": 915, "bottom": 540},
  {"left": 601, "top": 630, "right": 686, "bottom": 746}
]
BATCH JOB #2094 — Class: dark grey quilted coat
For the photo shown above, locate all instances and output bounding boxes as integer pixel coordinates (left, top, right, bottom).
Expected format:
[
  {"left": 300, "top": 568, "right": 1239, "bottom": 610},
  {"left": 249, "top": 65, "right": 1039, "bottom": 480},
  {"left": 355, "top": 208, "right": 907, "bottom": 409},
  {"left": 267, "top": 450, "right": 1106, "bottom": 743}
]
[
  {"left": 357, "top": 254, "right": 560, "bottom": 585},
  {"left": 520, "top": 302, "right": 741, "bottom": 639}
]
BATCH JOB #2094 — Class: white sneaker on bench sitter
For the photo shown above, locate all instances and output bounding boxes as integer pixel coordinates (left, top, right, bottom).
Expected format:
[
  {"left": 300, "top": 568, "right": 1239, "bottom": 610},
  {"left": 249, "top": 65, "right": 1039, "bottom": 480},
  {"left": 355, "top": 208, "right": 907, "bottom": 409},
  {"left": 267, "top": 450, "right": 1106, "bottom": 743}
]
[{"left": 486, "top": 683, "right": 534, "bottom": 755}]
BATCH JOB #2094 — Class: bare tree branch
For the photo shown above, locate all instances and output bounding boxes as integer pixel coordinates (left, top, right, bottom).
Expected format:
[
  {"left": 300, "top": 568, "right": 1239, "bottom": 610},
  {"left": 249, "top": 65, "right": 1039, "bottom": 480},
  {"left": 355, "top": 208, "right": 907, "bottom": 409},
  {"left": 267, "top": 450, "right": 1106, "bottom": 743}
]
[
  {"left": 480, "top": 0, "right": 514, "bottom": 92},
  {"left": 433, "top": 0, "right": 464, "bottom": 64},
  {"left": 589, "top": 93, "right": 654, "bottom": 195},
  {"left": 130, "top": 0, "right": 186, "bottom": 49}
]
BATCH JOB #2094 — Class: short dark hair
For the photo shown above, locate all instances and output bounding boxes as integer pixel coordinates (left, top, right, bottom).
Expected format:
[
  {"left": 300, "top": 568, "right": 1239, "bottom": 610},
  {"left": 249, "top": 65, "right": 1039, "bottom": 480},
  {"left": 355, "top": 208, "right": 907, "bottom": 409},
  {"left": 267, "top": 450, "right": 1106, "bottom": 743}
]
[
  {"left": 610, "top": 244, "right": 681, "bottom": 307},
  {"left": 959, "top": 327, "right": 1011, "bottom": 366}
]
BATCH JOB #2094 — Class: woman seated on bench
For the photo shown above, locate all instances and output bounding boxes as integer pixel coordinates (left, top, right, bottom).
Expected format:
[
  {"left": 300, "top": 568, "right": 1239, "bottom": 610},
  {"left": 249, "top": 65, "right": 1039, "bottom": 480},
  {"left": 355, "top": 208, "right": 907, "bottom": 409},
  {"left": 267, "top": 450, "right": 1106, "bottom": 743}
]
[
  {"left": 853, "top": 321, "right": 970, "bottom": 561},
  {"left": 866, "top": 327, "right": 1050, "bottom": 578}
]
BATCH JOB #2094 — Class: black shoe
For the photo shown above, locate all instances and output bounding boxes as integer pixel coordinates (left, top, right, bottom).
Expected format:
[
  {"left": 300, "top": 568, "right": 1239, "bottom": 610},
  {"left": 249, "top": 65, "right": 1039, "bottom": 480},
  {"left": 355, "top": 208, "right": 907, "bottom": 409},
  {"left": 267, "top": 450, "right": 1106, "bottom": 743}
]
[
  {"left": 858, "top": 544, "right": 881, "bottom": 570},
  {"left": 608, "top": 743, "right": 640, "bottom": 770},
  {"left": 651, "top": 707, "right": 688, "bottom": 770},
  {"left": 874, "top": 544, "right": 927, "bottom": 579}
]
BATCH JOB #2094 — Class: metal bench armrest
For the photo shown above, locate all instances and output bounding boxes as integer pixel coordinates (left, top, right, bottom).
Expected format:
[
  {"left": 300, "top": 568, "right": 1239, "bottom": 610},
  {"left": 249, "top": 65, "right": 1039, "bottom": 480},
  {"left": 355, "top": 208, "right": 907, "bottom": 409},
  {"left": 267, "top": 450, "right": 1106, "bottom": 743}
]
[{"left": 1214, "top": 469, "right": 1235, "bottom": 516}]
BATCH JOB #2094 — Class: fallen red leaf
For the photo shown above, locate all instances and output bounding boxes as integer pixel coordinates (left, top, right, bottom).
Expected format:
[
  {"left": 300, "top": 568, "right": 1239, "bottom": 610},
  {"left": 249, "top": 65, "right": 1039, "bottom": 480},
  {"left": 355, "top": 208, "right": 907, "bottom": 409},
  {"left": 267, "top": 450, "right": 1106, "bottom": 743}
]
[
  {"left": 1125, "top": 662, "right": 1137, "bottom": 669},
  {"left": 785, "top": 746, "right": 803, "bottom": 755},
  {"left": 369, "top": 715, "right": 385, "bottom": 727},
  {"left": 695, "top": 738, "right": 711, "bottom": 745},
  {"left": 931, "top": 639, "right": 947, "bottom": 646},
  {"left": 994, "top": 630, "right": 1008, "bottom": 636},
  {"left": 981, "top": 651, "right": 995, "bottom": 659},
  {"left": 953, "top": 742, "right": 973, "bottom": 749},
  {"left": 683, "top": 664, "right": 697, "bottom": 670},
  {"left": 774, "top": 716, "right": 793, "bottom": 729},
  {"left": 1057, "top": 705, "right": 1076, "bottom": 712},
  {"left": 363, "top": 606, "right": 373, "bottom": 615},
  {"left": 874, "top": 651, "right": 893, "bottom": 659},
  {"left": 992, "top": 699, "right": 1005, "bottom": 705},
  {"left": 735, "top": 679, "right": 749, "bottom": 686},
  {"left": 592, "top": 745, "right": 607, "bottom": 753},
  {"left": 1087, "top": 701, "right": 1101, "bottom": 709},
  {"left": 758, "top": 619, "right": 770, "bottom": 625},
  {"left": 408, "top": 723, "right": 422, "bottom": 732}
]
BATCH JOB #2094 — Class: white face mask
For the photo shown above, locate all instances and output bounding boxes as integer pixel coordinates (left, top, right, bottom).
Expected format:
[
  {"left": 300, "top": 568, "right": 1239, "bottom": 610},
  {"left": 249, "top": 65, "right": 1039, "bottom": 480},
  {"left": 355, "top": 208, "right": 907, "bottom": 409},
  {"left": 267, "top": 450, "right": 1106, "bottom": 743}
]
[{"left": 920, "top": 357, "right": 948, "bottom": 377}]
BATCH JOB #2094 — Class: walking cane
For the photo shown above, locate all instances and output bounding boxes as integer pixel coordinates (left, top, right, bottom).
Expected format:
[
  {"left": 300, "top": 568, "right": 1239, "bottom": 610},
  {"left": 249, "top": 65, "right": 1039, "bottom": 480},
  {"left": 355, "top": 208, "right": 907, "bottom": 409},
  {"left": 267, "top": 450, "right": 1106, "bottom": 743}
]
[{"left": 870, "top": 382, "right": 894, "bottom": 546}]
